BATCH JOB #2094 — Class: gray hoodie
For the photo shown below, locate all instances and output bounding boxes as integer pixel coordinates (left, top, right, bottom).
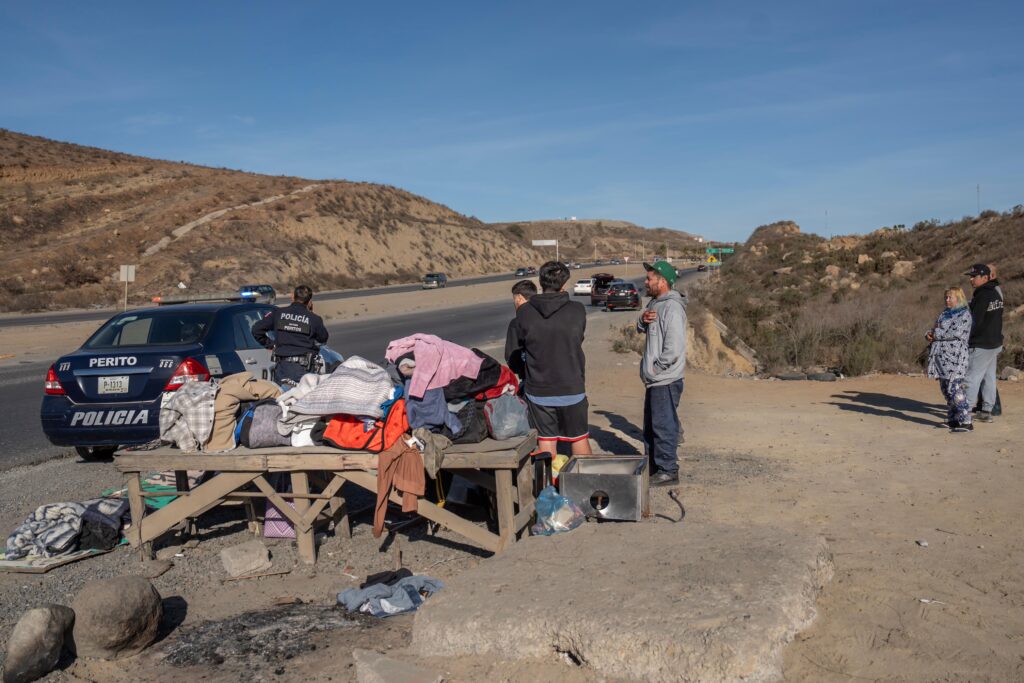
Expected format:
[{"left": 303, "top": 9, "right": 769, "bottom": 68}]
[{"left": 637, "top": 289, "right": 688, "bottom": 387}]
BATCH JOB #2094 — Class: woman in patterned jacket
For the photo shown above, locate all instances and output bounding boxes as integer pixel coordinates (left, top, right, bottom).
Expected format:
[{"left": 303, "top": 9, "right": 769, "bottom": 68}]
[{"left": 926, "top": 287, "right": 973, "bottom": 432}]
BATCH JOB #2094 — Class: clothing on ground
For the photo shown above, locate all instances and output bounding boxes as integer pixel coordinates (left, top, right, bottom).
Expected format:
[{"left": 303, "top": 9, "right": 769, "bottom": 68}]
[
  {"left": 6, "top": 502, "right": 86, "bottom": 560},
  {"left": 336, "top": 575, "right": 444, "bottom": 617},
  {"left": 159, "top": 380, "right": 218, "bottom": 451},
  {"left": 510, "top": 291, "right": 587, "bottom": 397},
  {"left": 637, "top": 290, "right": 688, "bottom": 387},
  {"left": 927, "top": 306, "right": 972, "bottom": 379},
  {"left": 385, "top": 334, "right": 484, "bottom": 399},
  {"left": 644, "top": 379, "right": 683, "bottom": 475}
]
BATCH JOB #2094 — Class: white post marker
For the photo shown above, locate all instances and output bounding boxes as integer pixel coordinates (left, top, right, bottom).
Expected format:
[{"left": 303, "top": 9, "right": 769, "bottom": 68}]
[{"left": 118, "top": 265, "right": 136, "bottom": 311}]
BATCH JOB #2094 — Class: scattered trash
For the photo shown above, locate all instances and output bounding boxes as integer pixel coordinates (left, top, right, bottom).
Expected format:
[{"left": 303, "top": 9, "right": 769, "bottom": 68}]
[
  {"left": 918, "top": 598, "right": 946, "bottom": 605},
  {"left": 916, "top": 539, "right": 929, "bottom": 547},
  {"left": 531, "top": 486, "right": 585, "bottom": 536},
  {"left": 174, "top": 553, "right": 185, "bottom": 558},
  {"left": 223, "top": 569, "right": 291, "bottom": 582}
]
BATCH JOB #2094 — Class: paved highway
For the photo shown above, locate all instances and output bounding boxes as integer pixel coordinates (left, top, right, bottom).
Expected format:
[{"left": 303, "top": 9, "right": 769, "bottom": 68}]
[
  {"left": 0, "top": 269, "right": 698, "bottom": 470},
  {"left": 0, "top": 264, "right": 616, "bottom": 329}
]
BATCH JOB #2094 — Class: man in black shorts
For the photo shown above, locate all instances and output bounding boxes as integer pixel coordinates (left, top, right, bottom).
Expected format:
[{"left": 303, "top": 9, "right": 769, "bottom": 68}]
[{"left": 512, "top": 261, "right": 592, "bottom": 456}]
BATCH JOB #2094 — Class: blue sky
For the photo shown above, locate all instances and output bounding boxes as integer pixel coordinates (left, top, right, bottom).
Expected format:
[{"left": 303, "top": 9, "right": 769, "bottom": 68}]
[{"left": 2, "top": 1, "right": 1022, "bottom": 242}]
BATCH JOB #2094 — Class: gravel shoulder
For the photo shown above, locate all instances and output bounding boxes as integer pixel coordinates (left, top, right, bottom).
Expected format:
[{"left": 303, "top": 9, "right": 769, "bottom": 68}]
[{"left": 1, "top": 293, "right": 1021, "bottom": 681}]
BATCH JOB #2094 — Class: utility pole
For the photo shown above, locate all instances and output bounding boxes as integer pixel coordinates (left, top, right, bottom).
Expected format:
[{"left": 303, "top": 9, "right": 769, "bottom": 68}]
[{"left": 977, "top": 184, "right": 981, "bottom": 214}]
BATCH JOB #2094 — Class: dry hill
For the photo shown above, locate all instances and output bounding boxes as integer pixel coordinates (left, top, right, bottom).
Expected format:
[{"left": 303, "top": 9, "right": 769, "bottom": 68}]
[
  {"left": 489, "top": 219, "right": 704, "bottom": 262},
  {"left": 0, "top": 130, "right": 698, "bottom": 312},
  {"left": 691, "top": 213, "right": 1024, "bottom": 375}
]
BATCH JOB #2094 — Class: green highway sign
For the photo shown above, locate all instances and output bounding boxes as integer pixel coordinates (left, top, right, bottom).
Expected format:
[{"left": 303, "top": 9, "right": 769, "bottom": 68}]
[
  {"left": 705, "top": 247, "right": 735, "bottom": 254},
  {"left": 720, "top": 247, "right": 734, "bottom": 253}
]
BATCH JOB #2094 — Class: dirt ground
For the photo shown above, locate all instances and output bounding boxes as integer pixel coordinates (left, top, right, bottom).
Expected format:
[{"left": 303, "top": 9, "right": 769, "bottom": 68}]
[{"left": 1, "top": 282, "right": 1022, "bottom": 681}]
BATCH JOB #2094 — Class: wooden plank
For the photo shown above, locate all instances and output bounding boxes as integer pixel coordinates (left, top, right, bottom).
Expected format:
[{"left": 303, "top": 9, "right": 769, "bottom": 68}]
[
  {"left": 513, "top": 506, "right": 534, "bottom": 533},
  {"left": 440, "top": 450, "right": 519, "bottom": 469},
  {"left": 494, "top": 469, "right": 515, "bottom": 552},
  {"left": 266, "top": 454, "right": 376, "bottom": 470},
  {"left": 133, "top": 472, "right": 260, "bottom": 545},
  {"left": 291, "top": 472, "right": 316, "bottom": 564},
  {"left": 303, "top": 474, "right": 347, "bottom": 526},
  {"left": 125, "top": 473, "right": 145, "bottom": 554},
  {"left": 516, "top": 460, "right": 532, "bottom": 511},
  {"left": 0, "top": 548, "right": 111, "bottom": 574},
  {"left": 251, "top": 477, "right": 311, "bottom": 532},
  {"left": 343, "top": 470, "right": 501, "bottom": 553},
  {"left": 115, "top": 454, "right": 267, "bottom": 472}
]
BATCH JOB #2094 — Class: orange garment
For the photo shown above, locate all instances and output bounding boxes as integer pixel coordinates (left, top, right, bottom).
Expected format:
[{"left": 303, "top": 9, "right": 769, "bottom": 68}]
[{"left": 373, "top": 440, "right": 426, "bottom": 538}]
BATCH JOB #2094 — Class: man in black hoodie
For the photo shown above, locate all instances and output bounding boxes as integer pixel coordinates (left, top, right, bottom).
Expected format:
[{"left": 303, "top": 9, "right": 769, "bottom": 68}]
[
  {"left": 963, "top": 263, "right": 1004, "bottom": 422},
  {"left": 507, "top": 261, "right": 592, "bottom": 456}
]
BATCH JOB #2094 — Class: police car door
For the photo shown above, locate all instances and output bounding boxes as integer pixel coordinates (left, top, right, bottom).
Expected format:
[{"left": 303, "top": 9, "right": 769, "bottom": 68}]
[{"left": 233, "top": 309, "right": 274, "bottom": 381}]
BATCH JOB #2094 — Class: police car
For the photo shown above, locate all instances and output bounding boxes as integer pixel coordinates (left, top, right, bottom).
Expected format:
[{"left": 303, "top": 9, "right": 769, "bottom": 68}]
[{"left": 40, "top": 295, "right": 339, "bottom": 460}]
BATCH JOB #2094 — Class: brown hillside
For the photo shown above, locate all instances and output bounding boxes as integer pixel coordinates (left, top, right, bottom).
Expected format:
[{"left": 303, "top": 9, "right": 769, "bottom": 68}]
[
  {"left": 692, "top": 213, "right": 1024, "bottom": 375},
  {"left": 0, "top": 130, "right": 702, "bottom": 312}
]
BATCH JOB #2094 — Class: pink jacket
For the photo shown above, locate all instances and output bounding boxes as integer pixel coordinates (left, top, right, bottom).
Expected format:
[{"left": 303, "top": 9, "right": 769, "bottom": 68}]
[{"left": 385, "top": 334, "right": 484, "bottom": 398}]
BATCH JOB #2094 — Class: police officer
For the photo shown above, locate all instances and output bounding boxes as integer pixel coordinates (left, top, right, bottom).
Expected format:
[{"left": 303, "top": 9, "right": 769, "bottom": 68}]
[{"left": 252, "top": 285, "right": 329, "bottom": 386}]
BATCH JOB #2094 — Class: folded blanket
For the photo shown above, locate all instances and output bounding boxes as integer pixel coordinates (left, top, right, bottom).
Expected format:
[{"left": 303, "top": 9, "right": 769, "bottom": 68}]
[
  {"left": 5, "top": 502, "right": 86, "bottom": 560},
  {"left": 286, "top": 356, "right": 392, "bottom": 419}
]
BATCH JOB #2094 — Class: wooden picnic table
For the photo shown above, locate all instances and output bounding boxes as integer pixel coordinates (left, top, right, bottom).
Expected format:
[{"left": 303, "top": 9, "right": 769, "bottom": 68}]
[{"left": 114, "top": 432, "right": 539, "bottom": 564}]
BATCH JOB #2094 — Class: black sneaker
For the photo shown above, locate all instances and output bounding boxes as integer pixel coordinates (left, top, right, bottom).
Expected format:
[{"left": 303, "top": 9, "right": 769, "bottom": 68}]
[
  {"left": 950, "top": 422, "right": 974, "bottom": 432},
  {"left": 976, "top": 411, "right": 993, "bottom": 423},
  {"left": 651, "top": 472, "right": 680, "bottom": 486}
]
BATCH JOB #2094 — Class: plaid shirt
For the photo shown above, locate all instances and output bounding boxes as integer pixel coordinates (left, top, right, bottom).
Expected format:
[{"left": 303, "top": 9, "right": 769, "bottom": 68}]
[{"left": 159, "top": 381, "right": 217, "bottom": 451}]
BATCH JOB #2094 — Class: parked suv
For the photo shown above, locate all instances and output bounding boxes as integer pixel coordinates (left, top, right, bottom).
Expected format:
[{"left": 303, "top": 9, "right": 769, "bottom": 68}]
[
  {"left": 573, "top": 278, "right": 594, "bottom": 296},
  {"left": 422, "top": 273, "right": 448, "bottom": 289},
  {"left": 589, "top": 273, "right": 618, "bottom": 306}
]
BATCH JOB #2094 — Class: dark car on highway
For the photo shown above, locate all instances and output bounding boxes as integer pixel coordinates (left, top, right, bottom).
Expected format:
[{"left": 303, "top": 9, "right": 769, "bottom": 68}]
[
  {"left": 514, "top": 267, "right": 531, "bottom": 277},
  {"left": 605, "top": 282, "right": 641, "bottom": 311},
  {"left": 422, "top": 272, "right": 448, "bottom": 289},
  {"left": 589, "top": 273, "right": 618, "bottom": 306},
  {"left": 40, "top": 300, "right": 342, "bottom": 460}
]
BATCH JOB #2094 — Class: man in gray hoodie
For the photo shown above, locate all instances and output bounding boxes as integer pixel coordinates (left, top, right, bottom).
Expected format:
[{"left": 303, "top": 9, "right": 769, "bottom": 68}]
[{"left": 637, "top": 261, "right": 688, "bottom": 485}]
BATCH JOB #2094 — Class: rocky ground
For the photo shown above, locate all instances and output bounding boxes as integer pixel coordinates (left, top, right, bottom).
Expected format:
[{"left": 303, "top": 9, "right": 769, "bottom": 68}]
[{"left": 2, "top": 292, "right": 1022, "bottom": 681}]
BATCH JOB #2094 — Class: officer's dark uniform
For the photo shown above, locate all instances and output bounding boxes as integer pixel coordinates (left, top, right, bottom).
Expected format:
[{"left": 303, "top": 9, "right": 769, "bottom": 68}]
[{"left": 252, "top": 302, "right": 329, "bottom": 386}]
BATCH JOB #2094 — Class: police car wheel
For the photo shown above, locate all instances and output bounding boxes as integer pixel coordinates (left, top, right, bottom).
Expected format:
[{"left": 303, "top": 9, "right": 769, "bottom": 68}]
[{"left": 75, "top": 446, "right": 117, "bottom": 462}]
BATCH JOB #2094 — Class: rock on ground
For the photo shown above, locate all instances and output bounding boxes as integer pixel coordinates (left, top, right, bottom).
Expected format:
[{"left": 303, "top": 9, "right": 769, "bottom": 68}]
[
  {"left": 219, "top": 540, "right": 272, "bottom": 578},
  {"left": 353, "top": 649, "right": 443, "bottom": 683},
  {"left": 3, "top": 605, "right": 74, "bottom": 683},
  {"left": 413, "top": 522, "right": 832, "bottom": 682},
  {"left": 71, "top": 576, "right": 162, "bottom": 660}
]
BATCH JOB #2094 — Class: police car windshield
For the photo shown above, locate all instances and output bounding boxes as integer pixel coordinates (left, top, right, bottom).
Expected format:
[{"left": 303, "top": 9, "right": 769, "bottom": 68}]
[{"left": 84, "top": 311, "right": 215, "bottom": 348}]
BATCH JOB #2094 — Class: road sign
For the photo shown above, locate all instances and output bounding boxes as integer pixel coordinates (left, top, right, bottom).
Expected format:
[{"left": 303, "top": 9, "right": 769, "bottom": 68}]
[
  {"left": 119, "top": 265, "right": 136, "bottom": 283},
  {"left": 720, "top": 248, "right": 734, "bottom": 253},
  {"left": 532, "top": 239, "right": 557, "bottom": 247},
  {"left": 706, "top": 256, "right": 718, "bottom": 263}
]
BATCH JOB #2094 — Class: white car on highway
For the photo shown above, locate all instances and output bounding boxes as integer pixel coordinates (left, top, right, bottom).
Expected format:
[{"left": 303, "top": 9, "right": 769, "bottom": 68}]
[{"left": 573, "top": 278, "right": 594, "bottom": 296}]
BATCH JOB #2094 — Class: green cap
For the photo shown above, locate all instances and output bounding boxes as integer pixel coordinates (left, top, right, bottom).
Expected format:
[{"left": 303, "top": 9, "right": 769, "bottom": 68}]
[{"left": 643, "top": 261, "right": 677, "bottom": 285}]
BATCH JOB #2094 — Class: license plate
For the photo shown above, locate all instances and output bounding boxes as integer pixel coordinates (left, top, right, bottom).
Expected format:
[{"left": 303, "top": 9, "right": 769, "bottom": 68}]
[{"left": 99, "top": 376, "right": 130, "bottom": 394}]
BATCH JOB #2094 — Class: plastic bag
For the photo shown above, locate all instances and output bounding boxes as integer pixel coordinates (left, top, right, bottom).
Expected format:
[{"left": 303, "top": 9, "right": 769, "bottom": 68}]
[
  {"left": 530, "top": 485, "right": 585, "bottom": 536},
  {"left": 483, "top": 393, "right": 530, "bottom": 440}
]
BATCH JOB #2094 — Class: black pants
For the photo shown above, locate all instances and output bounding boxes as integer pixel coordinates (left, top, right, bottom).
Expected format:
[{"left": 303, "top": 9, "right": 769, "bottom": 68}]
[{"left": 274, "top": 360, "right": 309, "bottom": 387}]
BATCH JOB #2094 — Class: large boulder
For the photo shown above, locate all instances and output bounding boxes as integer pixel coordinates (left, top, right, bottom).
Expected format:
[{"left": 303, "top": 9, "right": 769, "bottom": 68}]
[
  {"left": 3, "top": 606, "right": 75, "bottom": 683},
  {"left": 999, "top": 366, "right": 1021, "bottom": 381},
  {"left": 71, "top": 576, "right": 162, "bottom": 660},
  {"left": 891, "top": 260, "right": 915, "bottom": 277}
]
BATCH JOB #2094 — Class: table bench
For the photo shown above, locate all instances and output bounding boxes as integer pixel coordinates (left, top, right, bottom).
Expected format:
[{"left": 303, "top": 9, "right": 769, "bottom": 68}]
[{"left": 114, "top": 432, "right": 539, "bottom": 564}]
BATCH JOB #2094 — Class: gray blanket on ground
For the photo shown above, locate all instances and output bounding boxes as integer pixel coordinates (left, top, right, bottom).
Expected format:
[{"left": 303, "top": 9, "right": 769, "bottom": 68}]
[
  {"left": 5, "top": 502, "right": 86, "bottom": 560},
  {"left": 336, "top": 576, "right": 444, "bottom": 617}
]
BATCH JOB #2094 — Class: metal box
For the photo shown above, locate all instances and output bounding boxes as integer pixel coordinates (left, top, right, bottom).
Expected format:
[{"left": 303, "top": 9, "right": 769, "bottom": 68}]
[{"left": 558, "top": 456, "right": 649, "bottom": 521}]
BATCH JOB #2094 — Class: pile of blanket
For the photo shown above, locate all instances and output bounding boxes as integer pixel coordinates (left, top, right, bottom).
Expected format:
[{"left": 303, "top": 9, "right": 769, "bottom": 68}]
[{"left": 5, "top": 497, "right": 129, "bottom": 560}]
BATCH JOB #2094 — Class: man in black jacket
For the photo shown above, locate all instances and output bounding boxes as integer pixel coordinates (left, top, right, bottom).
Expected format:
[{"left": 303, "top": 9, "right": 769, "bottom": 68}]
[
  {"left": 963, "top": 264, "right": 1003, "bottom": 422},
  {"left": 505, "top": 279, "right": 537, "bottom": 383},
  {"left": 509, "top": 261, "right": 592, "bottom": 457},
  {"left": 252, "top": 284, "right": 329, "bottom": 386}
]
